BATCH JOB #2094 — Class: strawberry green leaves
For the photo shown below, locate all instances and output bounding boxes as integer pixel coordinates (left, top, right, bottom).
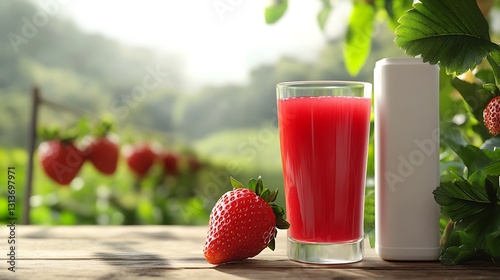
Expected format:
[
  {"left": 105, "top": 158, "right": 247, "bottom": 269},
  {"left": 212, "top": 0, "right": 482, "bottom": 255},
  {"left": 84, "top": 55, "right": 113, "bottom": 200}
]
[
  {"left": 433, "top": 178, "right": 491, "bottom": 222},
  {"left": 395, "top": 0, "right": 500, "bottom": 75},
  {"left": 433, "top": 144, "right": 500, "bottom": 265},
  {"left": 433, "top": 145, "right": 499, "bottom": 224},
  {"left": 230, "top": 176, "right": 290, "bottom": 231},
  {"left": 230, "top": 176, "right": 244, "bottom": 189}
]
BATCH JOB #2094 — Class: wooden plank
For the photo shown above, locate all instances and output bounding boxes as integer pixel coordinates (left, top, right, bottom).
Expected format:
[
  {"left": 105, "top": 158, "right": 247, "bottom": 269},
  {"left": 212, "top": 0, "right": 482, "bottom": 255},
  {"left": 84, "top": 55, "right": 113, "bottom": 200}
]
[{"left": 1, "top": 226, "right": 497, "bottom": 279}]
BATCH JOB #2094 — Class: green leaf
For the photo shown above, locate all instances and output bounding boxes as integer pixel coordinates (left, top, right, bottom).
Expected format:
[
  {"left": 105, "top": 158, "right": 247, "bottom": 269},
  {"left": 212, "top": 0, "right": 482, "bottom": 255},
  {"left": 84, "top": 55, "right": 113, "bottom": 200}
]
[
  {"left": 343, "top": 2, "right": 375, "bottom": 76},
  {"left": 265, "top": 189, "right": 278, "bottom": 203},
  {"left": 484, "top": 177, "right": 500, "bottom": 206},
  {"left": 451, "top": 78, "right": 492, "bottom": 125},
  {"left": 385, "top": 0, "right": 414, "bottom": 30},
  {"left": 487, "top": 51, "right": 500, "bottom": 88},
  {"left": 230, "top": 177, "right": 244, "bottom": 189},
  {"left": 486, "top": 231, "right": 500, "bottom": 261},
  {"left": 260, "top": 188, "right": 271, "bottom": 201},
  {"left": 482, "top": 137, "right": 500, "bottom": 150},
  {"left": 271, "top": 204, "right": 285, "bottom": 217},
  {"left": 264, "top": 0, "right": 288, "bottom": 24},
  {"left": 440, "top": 245, "right": 479, "bottom": 265},
  {"left": 433, "top": 177, "right": 492, "bottom": 222},
  {"left": 247, "top": 178, "right": 257, "bottom": 192},
  {"left": 475, "top": 69, "right": 496, "bottom": 85},
  {"left": 317, "top": 0, "right": 332, "bottom": 31},
  {"left": 395, "top": 0, "right": 500, "bottom": 75},
  {"left": 451, "top": 145, "right": 482, "bottom": 174},
  {"left": 384, "top": 0, "right": 395, "bottom": 19},
  {"left": 364, "top": 188, "right": 375, "bottom": 248},
  {"left": 268, "top": 237, "right": 276, "bottom": 251},
  {"left": 255, "top": 176, "right": 264, "bottom": 196},
  {"left": 440, "top": 124, "right": 467, "bottom": 153},
  {"left": 483, "top": 161, "right": 500, "bottom": 176},
  {"left": 466, "top": 147, "right": 500, "bottom": 176},
  {"left": 275, "top": 216, "right": 290, "bottom": 229}
]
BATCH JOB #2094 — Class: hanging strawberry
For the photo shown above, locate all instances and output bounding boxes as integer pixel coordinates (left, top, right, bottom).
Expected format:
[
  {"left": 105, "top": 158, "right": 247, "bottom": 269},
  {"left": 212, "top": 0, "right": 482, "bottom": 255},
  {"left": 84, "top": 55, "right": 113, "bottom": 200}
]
[
  {"left": 39, "top": 139, "right": 85, "bottom": 185},
  {"left": 83, "top": 119, "right": 119, "bottom": 175},
  {"left": 123, "top": 143, "right": 157, "bottom": 178},
  {"left": 160, "top": 152, "right": 180, "bottom": 177},
  {"left": 483, "top": 96, "right": 500, "bottom": 136}
]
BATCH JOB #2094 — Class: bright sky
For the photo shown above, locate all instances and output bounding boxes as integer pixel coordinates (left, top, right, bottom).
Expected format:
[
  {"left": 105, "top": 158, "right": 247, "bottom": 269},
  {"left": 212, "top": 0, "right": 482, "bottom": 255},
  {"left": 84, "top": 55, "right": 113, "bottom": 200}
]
[{"left": 55, "top": 0, "right": 351, "bottom": 88}]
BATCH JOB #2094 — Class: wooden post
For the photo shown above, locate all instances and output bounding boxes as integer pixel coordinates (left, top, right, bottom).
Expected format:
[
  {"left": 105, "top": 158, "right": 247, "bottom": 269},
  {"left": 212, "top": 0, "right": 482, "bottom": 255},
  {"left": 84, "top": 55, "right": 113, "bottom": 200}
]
[{"left": 23, "top": 87, "right": 40, "bottom": 225}]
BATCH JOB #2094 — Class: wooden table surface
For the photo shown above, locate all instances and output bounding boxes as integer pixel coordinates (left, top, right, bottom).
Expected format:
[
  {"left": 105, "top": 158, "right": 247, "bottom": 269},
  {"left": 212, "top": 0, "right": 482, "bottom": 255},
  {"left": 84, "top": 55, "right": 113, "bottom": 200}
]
[{"left": 2, "top": 226, "right": 498, "bottom": 279}]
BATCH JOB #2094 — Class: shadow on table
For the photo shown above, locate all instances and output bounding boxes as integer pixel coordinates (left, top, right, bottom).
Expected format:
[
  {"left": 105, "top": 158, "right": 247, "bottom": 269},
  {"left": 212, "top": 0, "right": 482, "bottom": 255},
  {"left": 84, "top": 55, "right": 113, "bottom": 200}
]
[
  {"left": 213, "top": 259, "right": 380, "bottom": 279},
  {"left": 93, "top": 241, "right": 169, "bottom": 279}
]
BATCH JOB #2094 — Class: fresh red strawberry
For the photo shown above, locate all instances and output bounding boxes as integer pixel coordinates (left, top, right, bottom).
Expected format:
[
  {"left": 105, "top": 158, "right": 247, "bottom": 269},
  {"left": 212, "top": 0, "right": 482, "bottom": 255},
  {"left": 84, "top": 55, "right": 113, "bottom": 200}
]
[
  {"left": 484, "top": 96, "right": 500, "bottom": 136},
  {"left": 123, "top": 144, "right": 157, "bottom": 178},
  {"left": 39, "top": 140, "right": 85, "bottom": 185},
  {"left": 160, "top": 152, "right": 179, "bottom": 176},
  {"left": 203, "top": 177, "right": 289, "bottom": 265},
  {"left": 84, "top": 135, "right": 119, "bottom": 175}
]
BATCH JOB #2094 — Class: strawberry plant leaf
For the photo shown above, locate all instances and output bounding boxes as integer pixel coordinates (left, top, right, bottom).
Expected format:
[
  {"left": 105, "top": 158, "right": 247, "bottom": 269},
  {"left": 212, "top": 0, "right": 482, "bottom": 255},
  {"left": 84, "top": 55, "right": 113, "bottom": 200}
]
[
  {"left": 384, "top": 0, "right": 395, "bottom": 19},
  {"left": 487, "top": 51, "right": 500, "bottom": 88},
  {"left": 317, "top": 0, "right": 331, "bottom": 31},
  {"left": 441, "top": 124, "right": 468, "bottom": 153},
  {"left": 469, "top": 148, "right": 500, "bottom": 175},
  {"left": 230, "top": 177, "right": 244, "bottom": 190},
  {"left": 384, "top": 0, "right": 414, "bottom": 30},
  {"left": 447, "top": 144, "right": 500, "bottom": 177},
  {"left": 483, "top": 161, "right": 500, "bottom": 176},
  {"left": 450, "top": 145, "right": 482, "bottom": 174},
  {"left": 481, "top": 137, "right": 500, "bottom": 150},
  {"left": 486, "top": 231, "right": 500, "bottom": 262},
  {"left": 344, "top": 2, "right": 375, "bottom": 76},
  {"left": 433, "top": 177, "right": 492, "bottom": 222},
  {"left": 395, "top": 0, "right": 500, "bottom": 75},
  {"left": 475, "top": 69, "right": 496, "bottom": 85},
  {"left": 264, "top": 0, "right": 288, "bottom": 24},
  {"left": 451, "top": 78, "right": 490, "bottom": 125},
  {"left": 484, "top": 177, "right": 499, "bottom": 207},
  {"left": 443, "top": 207, "right": 500, "bottom": 265},
  {"left": 440, "top": 245, "right": 481, "bottom": 266}
]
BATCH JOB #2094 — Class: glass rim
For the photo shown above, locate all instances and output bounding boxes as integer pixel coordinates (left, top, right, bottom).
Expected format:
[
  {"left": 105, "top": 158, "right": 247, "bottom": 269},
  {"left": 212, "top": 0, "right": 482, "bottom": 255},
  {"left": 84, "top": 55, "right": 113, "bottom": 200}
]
[{"left": 277, "top": 80, "right": 371, "bottom": 89}]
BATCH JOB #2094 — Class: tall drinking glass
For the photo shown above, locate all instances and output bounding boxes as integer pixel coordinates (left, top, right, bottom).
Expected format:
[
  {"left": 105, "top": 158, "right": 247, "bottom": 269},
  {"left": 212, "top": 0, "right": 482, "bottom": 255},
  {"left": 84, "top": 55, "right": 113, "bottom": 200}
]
[{"left": 277, "top": 81, "right": 372, "bottom": 264}]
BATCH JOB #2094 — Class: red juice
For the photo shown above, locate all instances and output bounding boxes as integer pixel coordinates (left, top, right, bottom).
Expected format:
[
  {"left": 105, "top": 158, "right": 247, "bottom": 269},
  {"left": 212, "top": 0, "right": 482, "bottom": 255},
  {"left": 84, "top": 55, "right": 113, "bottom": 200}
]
[{"left": 278, "top": 95, "right": 371, "bottom": 243}]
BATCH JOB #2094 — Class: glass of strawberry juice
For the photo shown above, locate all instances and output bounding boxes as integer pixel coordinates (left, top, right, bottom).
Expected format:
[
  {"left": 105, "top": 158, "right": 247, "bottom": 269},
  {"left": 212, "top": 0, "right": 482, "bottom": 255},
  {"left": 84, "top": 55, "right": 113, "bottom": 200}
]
[{"left": 277, "top": 81, "right": 372, "bottom": 264}]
